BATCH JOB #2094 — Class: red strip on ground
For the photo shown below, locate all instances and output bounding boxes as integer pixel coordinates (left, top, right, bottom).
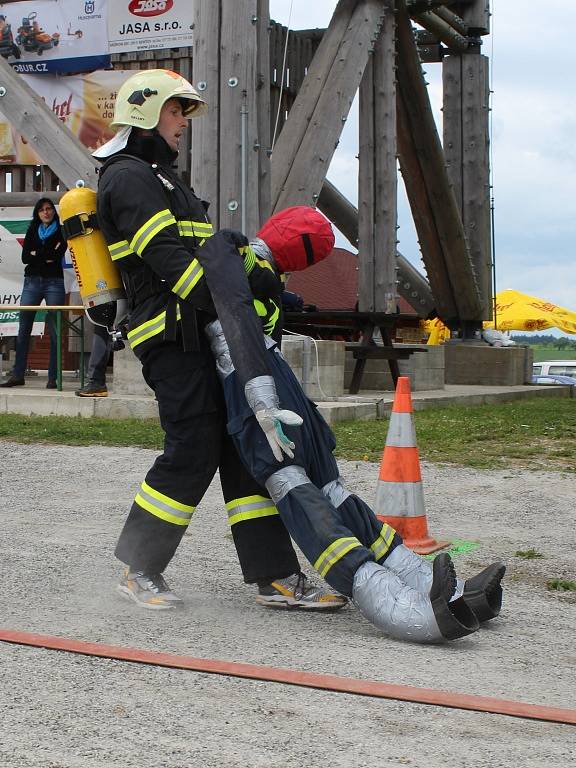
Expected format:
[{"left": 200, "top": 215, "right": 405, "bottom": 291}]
[{"left": 1, "top": 628, "right": 574, "bottom": 726}]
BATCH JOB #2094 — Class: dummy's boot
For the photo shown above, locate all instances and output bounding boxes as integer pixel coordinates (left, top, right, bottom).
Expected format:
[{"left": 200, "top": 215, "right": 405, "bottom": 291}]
[
  {"left": 385, "top": 544, "right": 506, "bottom": 623},
  {"left": 352, "top": 553, "right": 479, "bottom": 644}
]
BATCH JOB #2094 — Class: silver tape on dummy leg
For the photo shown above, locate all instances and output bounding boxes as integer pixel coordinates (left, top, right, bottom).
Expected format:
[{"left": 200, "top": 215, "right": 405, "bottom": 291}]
[{"left": 265, "top": 465, "right": 310, "bottom": 504}]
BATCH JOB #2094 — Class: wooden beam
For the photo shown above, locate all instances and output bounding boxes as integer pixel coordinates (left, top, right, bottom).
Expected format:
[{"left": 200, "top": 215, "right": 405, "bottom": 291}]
[
  {"left": 256, "top": 0, "right": 272, "bottom": 226},
  {"left": 317, "top": 179, "right": 359, "bottom": 247},
  {"left": 219, "top": 1, "right": 261, "bottom": 235},
  {"left": 0, "top": 56, "right": 97, "bottom": 190},
  {"left": 396, "top": 0, "right": 482, "bottom": 323},
  {"left": 397, "top": 94, "right": 459, "bottom": 322},
  {"left": 434, "top": 6, "right": 468, "bottom": 35},
  {"left": 192, "top": 1, "right": 264, "bottom": 237},
  {"left": 191, "top": 0, "right": 221, "bottom": 226},
  {"left": 270, "top": 0, "right": 357, "bottom": 207},
  {"left": 0, "top": 191, "right": 65, "bottom": 207},
  {"left": 407, "top": 0, "right": 473, "bottom": 12},
  {"left": 317, "top": 180, "right": 437, "bottom": 317},
  {"left": 358, "top": 2, "right": 397, "bottom": 313},
  {"left": 412, "top": 11, "right": 469, "bottom": 51},
  {"left": 443, "top": 53, "right": 492, "bottom": 318},
  {"left": 453, "top": 0, "right": 490, "bottom": 35},
  {"left": 271, "top": 0, "right": 386, "bottom": 211}
]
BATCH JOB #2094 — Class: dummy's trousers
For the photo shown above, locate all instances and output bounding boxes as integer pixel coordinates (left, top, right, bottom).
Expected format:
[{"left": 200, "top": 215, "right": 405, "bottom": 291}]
[
  {"left": 114, "top": 342, "right": 300, "bottom": 582},
  {"left": 223, "top": 345, "right": 403, "bottom": 597}
]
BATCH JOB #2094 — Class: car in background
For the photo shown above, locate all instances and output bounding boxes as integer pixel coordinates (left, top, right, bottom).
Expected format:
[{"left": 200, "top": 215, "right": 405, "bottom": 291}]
[
  {"left": 532, "top": 374, "right": 576, "bottom": 388},
  {"left": 532, "top": 361, "right": 576, "bottom": 378}
]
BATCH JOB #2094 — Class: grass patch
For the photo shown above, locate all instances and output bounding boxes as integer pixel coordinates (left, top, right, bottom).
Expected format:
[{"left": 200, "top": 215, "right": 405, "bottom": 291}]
[
  {"left": 532, "top": 346, "right": 576, "bottom": 363},
  {"left": 515, "top": 549, "right": 544, "bottom": 559},
  {"left": 333, "top": 397, "right": 576, "bottom": 471},
  {"left": 0, "top": 413, "right": 163, "bottom": 450},
  {"left": 0, "top": 396, "right": 575, "bottom": 472},
  {"left": 547, "top": 579, "right": 576, "bottom": 592}
]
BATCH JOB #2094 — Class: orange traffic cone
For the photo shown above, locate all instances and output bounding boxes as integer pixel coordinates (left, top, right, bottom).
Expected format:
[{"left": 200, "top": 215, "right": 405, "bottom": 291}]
[{"left": 375, "top": 376, "right": 449, "bottom": 555}]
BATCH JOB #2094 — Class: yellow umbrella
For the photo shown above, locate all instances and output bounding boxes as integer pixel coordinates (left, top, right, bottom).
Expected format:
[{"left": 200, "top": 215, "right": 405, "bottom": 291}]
[
  {"left": 421, "top": 318, "right": 450, "bottom": 345},
  {"left": 421, "top": 289, "right": 576, "bottom": 343},
  {"left": 487, "top": 289, "right": 576, "bottom": 335}
]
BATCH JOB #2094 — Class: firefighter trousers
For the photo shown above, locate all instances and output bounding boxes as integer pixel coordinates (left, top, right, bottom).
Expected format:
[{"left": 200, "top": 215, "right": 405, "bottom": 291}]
[
  {"left": 222, "top": 345, "right": 403, "bottom": 597},
  {"left": 114, "top": 342, "right": 300, "bottom": 582}
]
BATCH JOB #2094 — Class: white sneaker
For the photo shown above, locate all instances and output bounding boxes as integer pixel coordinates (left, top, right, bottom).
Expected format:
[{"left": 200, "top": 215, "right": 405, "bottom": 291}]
[{"left": 117, "top": 569, "right": 183, "bottom": 610}]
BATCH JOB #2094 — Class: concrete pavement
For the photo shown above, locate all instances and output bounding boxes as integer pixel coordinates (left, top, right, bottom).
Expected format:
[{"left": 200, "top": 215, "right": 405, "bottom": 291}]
[{"left": 0, "top": 371, "right": 571, "bottom": 423}]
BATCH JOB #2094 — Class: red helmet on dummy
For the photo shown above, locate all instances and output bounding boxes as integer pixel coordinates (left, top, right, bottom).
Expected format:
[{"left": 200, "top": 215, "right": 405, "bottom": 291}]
[{"left": 256, "top": 206, "right": 335, "bottom": 272}]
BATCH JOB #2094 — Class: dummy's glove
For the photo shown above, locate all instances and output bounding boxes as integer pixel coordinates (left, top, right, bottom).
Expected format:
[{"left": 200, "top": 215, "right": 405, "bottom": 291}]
[{"left": 245, "top": 375, "right": 303, "bottom": 462}]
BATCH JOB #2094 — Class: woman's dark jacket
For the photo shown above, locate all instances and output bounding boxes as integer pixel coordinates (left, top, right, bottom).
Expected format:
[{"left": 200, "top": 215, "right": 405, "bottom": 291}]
[{"left": 21, "top": 219, "right": 66, "bottom": 279}]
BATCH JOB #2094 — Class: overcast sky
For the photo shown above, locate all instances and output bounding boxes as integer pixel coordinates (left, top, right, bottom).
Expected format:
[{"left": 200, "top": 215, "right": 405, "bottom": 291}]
[{"left": 269, "top": 1, "right": 576, "bottom": 319}]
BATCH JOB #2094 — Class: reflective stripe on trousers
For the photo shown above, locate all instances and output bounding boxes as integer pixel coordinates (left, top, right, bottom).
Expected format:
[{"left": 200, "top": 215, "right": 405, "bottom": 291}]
[
  {"left": 226, "top": 494, "right": 278, "bottom": 527},
  {"left": 134, "top": 480, "right": 196, "bottom": 526}
]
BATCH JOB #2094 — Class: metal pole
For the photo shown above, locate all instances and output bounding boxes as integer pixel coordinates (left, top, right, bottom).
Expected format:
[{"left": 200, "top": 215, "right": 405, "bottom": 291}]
[
  {"left": 241, "top": 90, "right": 248, "bottom": 234},
  {"left": 56, "top": 310, "right": 62, "bottom": 391},
  {"left": 302, "top": 337, "right": 313, "bottom": 396},
  {"left": 80, "top": 315, "right": 85, "bottom": 388}
]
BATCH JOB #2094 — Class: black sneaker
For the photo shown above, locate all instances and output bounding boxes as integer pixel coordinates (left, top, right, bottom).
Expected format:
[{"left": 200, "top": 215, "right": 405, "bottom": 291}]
[
  {"left": 75, "top": 383, "right": 108, "bottom": 397},
  {"left": 1, "top": 376, "right": 25, "bottom": 388}
]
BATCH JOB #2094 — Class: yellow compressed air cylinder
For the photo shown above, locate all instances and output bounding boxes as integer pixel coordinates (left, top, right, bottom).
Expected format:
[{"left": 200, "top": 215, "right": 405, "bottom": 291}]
[{"left": 60, "top": 187, "right": 127, "bottom": 329}]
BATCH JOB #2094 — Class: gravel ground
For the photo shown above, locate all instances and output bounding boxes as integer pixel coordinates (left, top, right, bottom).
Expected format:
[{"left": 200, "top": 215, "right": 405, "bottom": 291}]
[{"left": 1, "top": 441, "right": 575, "bottom": 768}]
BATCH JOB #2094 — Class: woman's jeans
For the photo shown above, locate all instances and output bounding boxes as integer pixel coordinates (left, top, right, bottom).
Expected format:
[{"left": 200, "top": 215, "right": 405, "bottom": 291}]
[{"left": 13, "top": 276, "right": 66, "bottom": 381}]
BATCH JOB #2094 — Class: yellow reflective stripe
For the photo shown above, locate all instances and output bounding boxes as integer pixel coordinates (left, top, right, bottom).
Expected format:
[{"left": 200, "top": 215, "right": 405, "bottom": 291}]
[
  {"left": 127, "top": 311, "right": 167, "bottom": 348},
  {"left": 177, "top": 222, "right": 194, "bottom": 237},
  {"left": 131, "top": 209, "right": 176, "bottom": 255},
  {"left": 263, "top": 300, "right": 280, "bottom": 336},
  {"left": 371, "top": 523, "right": 396, "bottom": 561},
  {"left": 253, "top": 299, "right": 266, "bottom": 317},
  {"left": 173, "top": 258, "right": 204, "bottom": 299},
  {"left": 134, "top": 480, "right": 195, "bottom": 526},
  {"left": 256, "top": 257, "right": 274, "bottom": 273},
  {"left": 108, "top": 240, "right": 134, "bottom": 261},
  {"left": 314, "top": 537, "right": 363, "bottom": 578},
  {"left": 240, "top": 245, "right": 256, "bottom": 275},
  {"left": 191, "top": 220, "right": 213, "bottom": 234},
  {"left": 177, "top": 220, "right": 214, "bottom": 237},
  {"left": 226, "top": 495, "right": 278, "bottom": 526},
  {"left": 126, "top": 306, "right": 182, "bottom": 350}
]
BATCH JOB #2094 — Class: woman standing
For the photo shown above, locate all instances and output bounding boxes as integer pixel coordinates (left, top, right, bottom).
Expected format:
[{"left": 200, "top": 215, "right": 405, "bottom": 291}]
[{"left": 1, "top": 197, "right": 67, "bottom": 389}]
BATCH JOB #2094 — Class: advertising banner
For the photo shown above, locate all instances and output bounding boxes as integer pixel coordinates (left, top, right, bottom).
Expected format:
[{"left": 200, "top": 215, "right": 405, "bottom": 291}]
[
  {"left": 108, "top": 0, "right": 193, "bottom": 54},
  {"left": 0, "top": 69, "right": 133, "bottom": 165},
  {"left": 0, "top": 0, "right": 110, "bottom": 74},
  {"left": 0, "top": 209, "right": 47, "bottom": 337}
]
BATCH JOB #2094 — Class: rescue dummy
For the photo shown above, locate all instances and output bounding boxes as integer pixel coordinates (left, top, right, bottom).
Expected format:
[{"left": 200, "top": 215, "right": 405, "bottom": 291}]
[
  {"left": 91, "top": 68, "right": 345, "bottom": 612},
  {"left": 204, "top": 206, "right": 506, "bottom": 644}
]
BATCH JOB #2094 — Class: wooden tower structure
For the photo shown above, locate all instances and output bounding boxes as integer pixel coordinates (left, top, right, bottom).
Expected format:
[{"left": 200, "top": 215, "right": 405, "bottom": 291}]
[
  {"left": 192, "top": 0, "right": 492, "bottom": 335},
  {"left": 0, "top": 0, "right": 492, "bottom": 338}
]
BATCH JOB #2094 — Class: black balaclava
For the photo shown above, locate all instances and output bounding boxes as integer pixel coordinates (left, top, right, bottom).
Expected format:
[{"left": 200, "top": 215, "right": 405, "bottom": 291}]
[{"left": 124, "top": 128, "right": 178, "bottom": 167}]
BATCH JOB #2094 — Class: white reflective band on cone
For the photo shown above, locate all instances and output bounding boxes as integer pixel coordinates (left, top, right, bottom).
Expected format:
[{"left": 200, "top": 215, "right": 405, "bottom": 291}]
[{"left": 375, "top": 480, "right": 426, "bottom": 518}]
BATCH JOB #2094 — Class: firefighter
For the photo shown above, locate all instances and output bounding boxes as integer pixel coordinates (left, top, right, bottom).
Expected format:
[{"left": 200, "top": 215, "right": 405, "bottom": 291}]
[
  {"left": 203, "top": 207, "right": 506, "bottom": 643},
  {"left": 93, "top": 68, "right": 346, "bottom": 612}
]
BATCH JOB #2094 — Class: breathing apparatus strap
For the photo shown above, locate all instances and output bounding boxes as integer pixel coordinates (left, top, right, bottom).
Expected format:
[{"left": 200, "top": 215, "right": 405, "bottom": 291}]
[{"left": 61, "top": 212, "right": 99, "bottom": 240}]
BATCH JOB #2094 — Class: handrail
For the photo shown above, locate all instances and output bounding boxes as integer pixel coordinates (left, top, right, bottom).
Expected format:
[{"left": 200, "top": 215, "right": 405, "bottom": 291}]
[{"left": 0, "top": 305, "right": 85, "bottom": 311}]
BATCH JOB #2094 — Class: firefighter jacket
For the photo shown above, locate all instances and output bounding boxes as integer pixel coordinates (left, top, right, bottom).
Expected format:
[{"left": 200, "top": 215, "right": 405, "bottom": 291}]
[{"left": 96, "top": 137, "right": 271, "bottom": 385}]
